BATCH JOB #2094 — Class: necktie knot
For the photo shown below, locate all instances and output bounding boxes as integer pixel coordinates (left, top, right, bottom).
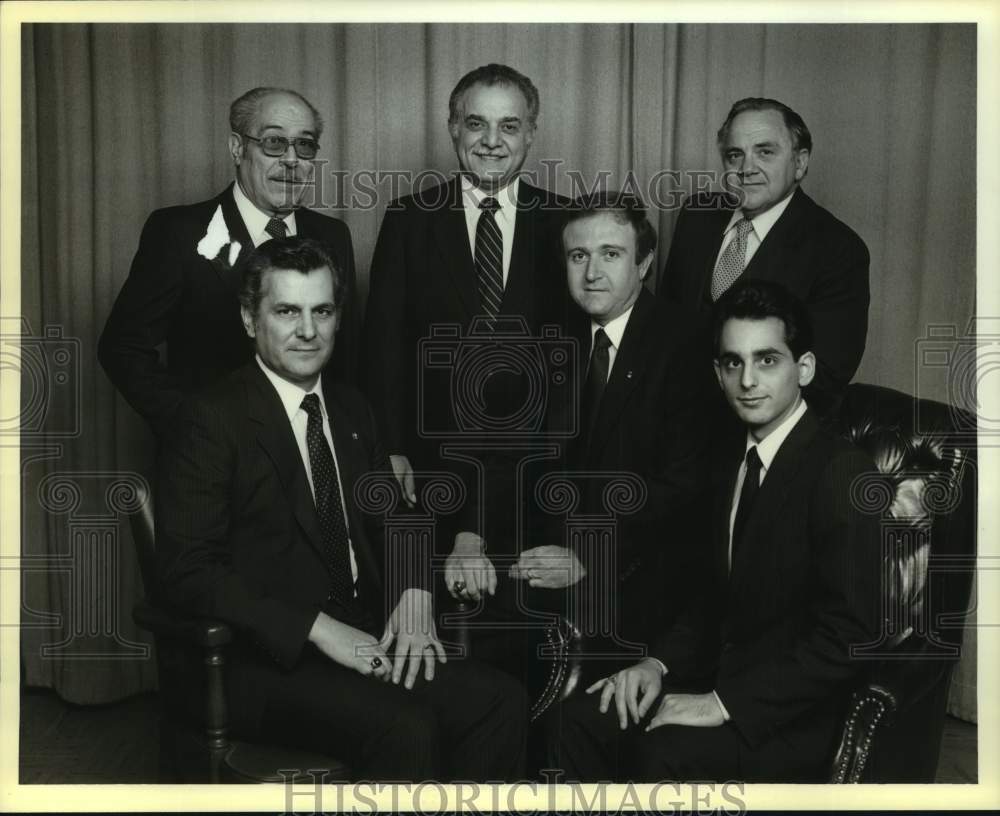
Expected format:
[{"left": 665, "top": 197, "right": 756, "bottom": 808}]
[
  {"left": 745, "top": 445, "right": 762, "bottom": 471},
  {"left": 480, "top": 196, "right": 500, "bottom": 214},
  {"left": 265, "top": 217, "right": 288, "bottom": 240},
  {"left": 301, "top": 392, "right": 321, "bottom": 419},
  {"left": 735, "top": 217, "right": 753, "bottom": 238},
  {"left": 593, "top": 328, "right": 612, "bottom": 354}
]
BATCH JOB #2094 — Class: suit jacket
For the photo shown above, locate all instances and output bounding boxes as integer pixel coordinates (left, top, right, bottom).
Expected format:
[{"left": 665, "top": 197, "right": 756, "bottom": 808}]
[
  {"left": 659, "top": 187, "right": 870, "bottom": 415},
  {"left": 99, "top": 184, "right": 357, "bottom": 437},
  {"left": 362, "top": 179, "right": 572, "bottom": 466},
  {"left": 531, "top": 288, "right": 715, "bottom": 637},
  {"left": 155, "top": 363, "right": 415, "bottom": 679},
  {"left": 651, "top": 409, "right": 881, "bottom": 750}
]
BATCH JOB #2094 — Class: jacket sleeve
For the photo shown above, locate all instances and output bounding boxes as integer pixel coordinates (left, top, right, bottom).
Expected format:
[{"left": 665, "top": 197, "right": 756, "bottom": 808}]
[
  {"left": 803, "top": 224, "right": 870, "bottom": 412},
  {"left": 327, "top": 220, "right": 359, "bottom": 386},
  {"left": 155, "top": 397, "right": 318, "bottom": 670},
  {"left": 361, "top": 205, "right": 410, "bottom": 455},
  {"left": 98, "top": 210, "right": 187, "bottom": 436}
]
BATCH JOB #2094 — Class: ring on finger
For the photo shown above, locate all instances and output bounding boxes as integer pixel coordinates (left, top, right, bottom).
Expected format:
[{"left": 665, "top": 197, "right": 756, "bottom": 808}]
[{"left": 453, "top": 579, "right": 466, "bottom": 593}]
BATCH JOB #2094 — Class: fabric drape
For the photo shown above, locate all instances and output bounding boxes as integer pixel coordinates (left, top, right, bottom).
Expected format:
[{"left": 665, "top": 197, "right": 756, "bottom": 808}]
[{"left": 20, "top": 22, "right": 976, "bottom": 705}]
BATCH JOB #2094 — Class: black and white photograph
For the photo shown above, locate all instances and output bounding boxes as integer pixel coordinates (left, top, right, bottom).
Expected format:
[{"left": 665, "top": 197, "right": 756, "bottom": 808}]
[{"left": 1, "top": 1, "right": 995, "bottom": 812}]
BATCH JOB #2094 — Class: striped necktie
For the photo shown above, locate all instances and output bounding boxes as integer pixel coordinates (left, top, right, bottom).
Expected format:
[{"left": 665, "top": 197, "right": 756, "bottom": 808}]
[{"left": 474, "top": 197, "right": 504, "bottom": 325}]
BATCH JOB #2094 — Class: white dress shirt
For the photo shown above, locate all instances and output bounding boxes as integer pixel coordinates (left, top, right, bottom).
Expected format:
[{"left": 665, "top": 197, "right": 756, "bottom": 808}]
[
  {"left": 713, "top": 189, "right": 796, "bottom": 271},
  {"left": 255, "top": 356, "right": 359, "bottom": 587},
  {"left": 233, "top": 181, "right": 298, "bottom": 247},
  {"left": 461, "top": 176, "right": 519, "bottom": 287}
]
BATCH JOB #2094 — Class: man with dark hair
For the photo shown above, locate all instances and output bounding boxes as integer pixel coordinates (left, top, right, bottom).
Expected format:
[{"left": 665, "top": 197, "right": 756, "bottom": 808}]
[
  {"left": 362, "top": 63, "right": 569, "bottom": 603},
  {"left": 156, "top": 237, "right": 526, "bottom": 781},
  {"left": 508, "top": 192, "right": 712, "bottom": 647},
  {"left": 659, "top": 96, "right": 870, "bottom": 417},
  {"left": 100, "top": 87, "right": 357, "bottom": 438},
  {"left": 550, "top": 279, "right": 881, "bottom": 782}
]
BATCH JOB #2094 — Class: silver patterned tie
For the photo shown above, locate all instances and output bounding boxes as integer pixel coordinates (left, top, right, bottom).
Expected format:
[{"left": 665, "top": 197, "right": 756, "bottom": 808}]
[{"left": 711, "top": 218, "right": 754, "bottom": 301}]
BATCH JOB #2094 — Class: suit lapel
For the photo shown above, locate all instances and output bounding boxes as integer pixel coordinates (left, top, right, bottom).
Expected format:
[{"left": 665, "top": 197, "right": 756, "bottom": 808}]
[
  {"left": 217, "top": 185, "right": 255, "bottom": 292},
  {"left": 728, "top": 410, "right": 820, "bottom": 590},
  {"left": 584, "top": 288, "right": 654, "bottom": 462},
  {"left": 695, "top": 208, "right": 732, "bottom": 308},
  {"left": 245, "top": 365, "right": 329, "bottom": 565},
  {"left": 743, "top": 188, "right": 809, "bottom": 291},
  {"left": 431, "top": 179, "right": 481, "bottom": 318}
]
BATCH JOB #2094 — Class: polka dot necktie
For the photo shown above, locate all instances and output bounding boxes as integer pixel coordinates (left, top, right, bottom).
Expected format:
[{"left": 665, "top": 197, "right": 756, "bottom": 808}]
[
  {"left": 474, "top": 197, "right": 504, "bottom": 326},
  {"left": 265, "top": 217, "right": 288, "bottom": 241},
  {"left": 300, "top": 394, "right": 353, "bottom": 603},
  {"left": 711, "top": 217, "right": 754, "bottom": 301}
]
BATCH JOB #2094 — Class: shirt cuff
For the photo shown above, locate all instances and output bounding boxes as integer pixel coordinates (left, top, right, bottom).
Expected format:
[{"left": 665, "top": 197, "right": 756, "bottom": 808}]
[
  {"left": 712, "top": 690, "right": 731, "bottom": 721},
  {"left": 647, "top": 658, "right": 668, "bottom": 676}
]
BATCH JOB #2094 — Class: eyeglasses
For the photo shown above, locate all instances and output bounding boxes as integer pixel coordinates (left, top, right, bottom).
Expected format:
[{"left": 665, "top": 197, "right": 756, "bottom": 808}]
[{"left": 240, "top": 133, "right": 320, "bottom": 159}]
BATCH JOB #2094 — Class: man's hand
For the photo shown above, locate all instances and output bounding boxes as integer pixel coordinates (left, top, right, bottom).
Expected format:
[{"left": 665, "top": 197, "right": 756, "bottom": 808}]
[
  {"left": 586, "top": 658, "right": 663, "bottom": 730},
  {"left": 510, "top": 545, "right": 586, "bottom": 589},
  {"left": 445, "top": 532, "right": 497, "bottom": 601},
  {"left": 389, "top": 454, "right": 416, "bottom": 508},
  {"left": 646, "top": 692, "right": 726, "bottom": 730},
  {"left": 308, "top": 611, "right": 390, "bottom": 680},
  {"left": 383, "top": 588, "right": 446, "bottom": 689}
]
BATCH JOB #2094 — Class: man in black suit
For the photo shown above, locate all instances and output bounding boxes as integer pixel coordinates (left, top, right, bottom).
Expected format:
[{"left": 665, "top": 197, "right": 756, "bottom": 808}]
[
  {"left": 156, "top": 238, "right": 525, "bottom": 781},
  {"left": 362, "top": 64, "right": 569, "bottom": 595},
  {"left": 550, "top": 280, "right": 881, "bottom": 782},
  {"left": 100, "top": 87, "right": 357, "bottom": 437},
  {"left": 508, "top": 194, "right": 713, "bottom": 648},
  {"left": 659, "top": 97, "right": 870, "bottom": 416}
]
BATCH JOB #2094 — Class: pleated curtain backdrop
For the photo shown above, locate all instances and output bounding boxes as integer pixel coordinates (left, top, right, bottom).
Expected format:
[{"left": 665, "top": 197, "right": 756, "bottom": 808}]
[{"left": 20, "top": 22, "right": 976, "bottom": 704}]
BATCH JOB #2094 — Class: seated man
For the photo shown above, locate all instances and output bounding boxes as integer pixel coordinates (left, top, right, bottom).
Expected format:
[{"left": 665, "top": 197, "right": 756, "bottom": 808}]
[
  {"left": 446, "top": 194, "right": 712, "bottom": 669},
  {"left": 155, "top": 237, "right": 525, "bottom": 781},
  {"left": 549, "top": 279, "right": 881, "bottom": 782}
]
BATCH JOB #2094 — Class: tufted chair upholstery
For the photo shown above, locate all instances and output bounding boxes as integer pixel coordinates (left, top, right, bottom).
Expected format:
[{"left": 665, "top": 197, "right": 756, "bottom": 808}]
[{"left": 826, "top": 383, "right": 976, "bottom": 782}]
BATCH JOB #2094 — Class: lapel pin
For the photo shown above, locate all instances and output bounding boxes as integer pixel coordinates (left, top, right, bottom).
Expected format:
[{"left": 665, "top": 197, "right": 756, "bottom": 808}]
[
  {"left": 626, "top": 370, "right": 633, "bottom": 379},
  {"left": 351, "top": 432, "right": 359, "bottom": 440}
]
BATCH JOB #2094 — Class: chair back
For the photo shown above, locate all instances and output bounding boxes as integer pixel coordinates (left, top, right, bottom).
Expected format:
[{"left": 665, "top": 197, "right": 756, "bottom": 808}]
[{"left": 829, "top": 383, "right": 976, "bottom": 781}]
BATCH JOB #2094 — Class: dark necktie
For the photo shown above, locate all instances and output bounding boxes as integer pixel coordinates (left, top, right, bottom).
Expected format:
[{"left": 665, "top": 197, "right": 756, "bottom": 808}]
[
  {"left": 581, "top": 328, "right": 612, "bottom": 446},
  {"left": 474, "top": 197, "right": 504, "bottom": 325},
  {"left": 731, "top": 445, "right": 763, "bottom": 566},
  {"left": 711, "top": 217, "right": 754, "bottom": 301},
  {"left": 300, "top": 394, "right": 354, "bottom": 604},
  {"left": 265, "top": 217, "right": 288, "bottom": 241}
]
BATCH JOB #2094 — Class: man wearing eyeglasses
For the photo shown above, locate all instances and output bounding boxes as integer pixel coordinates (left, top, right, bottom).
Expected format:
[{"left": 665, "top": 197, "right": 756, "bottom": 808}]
[{"left": 99, "top": 87, "right": 357, "bottom": 438}]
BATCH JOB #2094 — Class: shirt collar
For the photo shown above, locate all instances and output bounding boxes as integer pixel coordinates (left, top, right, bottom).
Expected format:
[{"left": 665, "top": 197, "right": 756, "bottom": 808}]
[
  {"left": 255, "top": 355, "right": 325, "bottom": 423},
  {"left": 233, "top": 181, "right": 297, "bottom": 244},
  {"left": 723, "top": 187, "right": 797, "bottom": 242},
  {"left": 591, "top": 304, "right": 634, "bottom": 351},
  {"left": 461, "top": 175, "right": 520, "bottom": 224},
  {"left": 744, "top": 397, "right": 808, "bottom": 474}
]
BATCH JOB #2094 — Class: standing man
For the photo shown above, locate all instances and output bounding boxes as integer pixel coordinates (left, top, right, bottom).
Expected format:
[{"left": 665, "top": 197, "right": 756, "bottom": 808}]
[
  {"left": 659, "top": 97, "right": 869, "bottom": 416},
  {"left": 100, "top": 87, "right": 357, "bottom": 437},
  {"left": 156, "top": 237, "right": 525, "bottom": 781},
  {"left": 363, "top": 64, "right": 569, "bottom": 585},
  {"left": 550, "top": 280, "right": 880, "bottom": 782},
  {"left": 504, "top": 194, "right": 713, "bottom": 648}
]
